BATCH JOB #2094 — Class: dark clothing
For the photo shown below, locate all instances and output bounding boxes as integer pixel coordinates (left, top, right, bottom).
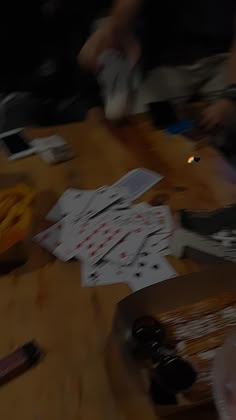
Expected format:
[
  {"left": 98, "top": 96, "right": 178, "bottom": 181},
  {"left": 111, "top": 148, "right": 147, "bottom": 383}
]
[{"left": 138, "top": 0, "right": 236, "bottom": 71}]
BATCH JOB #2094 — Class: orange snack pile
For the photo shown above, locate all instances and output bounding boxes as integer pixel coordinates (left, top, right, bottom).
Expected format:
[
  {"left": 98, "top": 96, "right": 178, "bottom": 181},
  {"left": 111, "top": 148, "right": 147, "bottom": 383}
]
[{"left": 0, "top": 184, "right": 34, "bottom": 254}]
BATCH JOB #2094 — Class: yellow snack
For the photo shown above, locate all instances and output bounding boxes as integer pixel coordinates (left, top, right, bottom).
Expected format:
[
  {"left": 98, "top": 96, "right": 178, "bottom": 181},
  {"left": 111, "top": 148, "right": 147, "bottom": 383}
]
[
  {"left": 10, "top": 183, "right": 34, "bottom": 199},
  {"left": 0, "top": 184, "right": 34, "bottom": 254},
  {"left": 19, "top": 191, "right": 35, "bottom": 207},
  {"left": 0, "top": 184, "right": 34, "bottom": 203},
  {"left": 0, "top": 203, "right": 30, "bottom": 233},
  {"left": 0, "top": 209, "right": 32, "bottom": 254},
  {"left": 0, "top": 196, "right": 20, "bottom": 222},
  {"left": 0, "top": 184, "right": 34, "bottom": 222}
]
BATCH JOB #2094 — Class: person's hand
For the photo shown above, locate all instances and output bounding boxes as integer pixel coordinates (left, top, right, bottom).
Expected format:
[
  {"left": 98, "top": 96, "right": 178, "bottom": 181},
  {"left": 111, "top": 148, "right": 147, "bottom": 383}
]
[
  {"left": 78, "top": 17, "right": 140, "bottom": 71},
  {"left": 79, "top": 18, "right": 116, "bottom": 71},
  {"left": 201, "top": 99, "right": 235, "bottom": 130}
]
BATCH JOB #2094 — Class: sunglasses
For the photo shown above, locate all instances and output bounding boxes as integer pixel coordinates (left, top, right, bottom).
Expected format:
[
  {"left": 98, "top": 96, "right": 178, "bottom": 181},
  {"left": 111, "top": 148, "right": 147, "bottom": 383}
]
[{"left": 130, "top": 316, "right": 197, "bottom": 404}]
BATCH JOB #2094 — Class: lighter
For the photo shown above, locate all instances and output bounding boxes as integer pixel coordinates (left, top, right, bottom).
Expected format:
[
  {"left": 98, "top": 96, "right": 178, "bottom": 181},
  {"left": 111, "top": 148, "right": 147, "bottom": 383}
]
[{"left": 0, "top": 341, "right": 42, "bottom": 385}]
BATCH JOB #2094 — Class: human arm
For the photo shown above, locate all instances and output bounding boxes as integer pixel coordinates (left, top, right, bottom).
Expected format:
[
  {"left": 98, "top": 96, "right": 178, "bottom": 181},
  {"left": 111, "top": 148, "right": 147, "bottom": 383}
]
[{"left": 78, "top": 0, "right": 142, "bottom": 70}]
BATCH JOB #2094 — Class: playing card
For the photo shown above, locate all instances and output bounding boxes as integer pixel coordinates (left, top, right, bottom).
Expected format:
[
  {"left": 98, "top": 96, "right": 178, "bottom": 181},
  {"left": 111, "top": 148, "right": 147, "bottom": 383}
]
[
  {"left": 143, "top": 232, "right": 171, "bottom": 256},
  {"left": 111, "top": 203, "right": 150, "bottom": 227},
  {"left": 81, "top": 259, "right": 132, "bottom": 287},
  {"left": 75, "top": 218, "right": 130, "bottom": 265},
  {"left": 46, "top": 188, "right": 95, "bottom": 222},
  {"left": 128, "top": 254, "right": 176, "bottom": 292},
  {"left": 112, "top": 168, "right": 163, "bottom": 200},
  {"left": 53, "top": 211, "right": 126, "bottom": 263},
  {"left": 61, "top": 189, "right": 95, "bottom": 218},
  {"left": 136, "top": 206, "right": 172, "bottom": 234},
  {"left": 112, "top": 198, "right": 130, "bottom": 210},
  {"left": 118, "top": 205, "right": 172, "bottom": 235},
  {"left": 34, "top": 222, "right": 62, "bottom": 253},
  {"left": 109, "top": 188, "right": 131, "bottom": 210},
  {"left": 46, "top": 200, "right": 62, "bottom": 222},
  {"left": 105, "top": 227, "right": 148, "bottom": 266},
  {"left": 53, "top": 216, "right": 91, "bottom": 261},
  {"left": 82, "top": 186, "right": 124, "bottom": 219}
]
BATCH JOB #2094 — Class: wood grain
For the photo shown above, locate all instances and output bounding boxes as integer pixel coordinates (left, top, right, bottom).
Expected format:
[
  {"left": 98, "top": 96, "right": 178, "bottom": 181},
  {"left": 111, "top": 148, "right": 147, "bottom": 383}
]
[{"left": 0, "top": 116, "right": 235, "bottom": 420}]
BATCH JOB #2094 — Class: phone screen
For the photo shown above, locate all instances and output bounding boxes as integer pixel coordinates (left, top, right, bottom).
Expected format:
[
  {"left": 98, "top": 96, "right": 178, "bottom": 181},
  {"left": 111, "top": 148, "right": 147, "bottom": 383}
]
[{"left": 1, "top": 134, "right": 30, "bottom": 155}]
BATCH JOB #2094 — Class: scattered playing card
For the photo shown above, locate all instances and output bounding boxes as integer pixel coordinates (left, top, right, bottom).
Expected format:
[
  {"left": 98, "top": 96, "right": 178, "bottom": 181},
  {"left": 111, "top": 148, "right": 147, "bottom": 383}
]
[
  {"left": 61, "top": 189, "right": 95, "bottom": 218},
  {"left": 82, "top": 186, "right": 122, "bottom": 219},
  {"left": 46, "top": 200, "right": 62, "bottom": 223},
  {"left": 109, "top": 188, "right": 131, "bottom": 210},
  {"left": 105, "top": 227, "right": 148, "bottom": 266},
  {"left": 118, "top": 205, "right": 172, "bottom": 235},
  {"left": 75, "top": 218, "right": 130, "bottom": 265},
  {"left": 143, "top": 232, "right": 171, "bottom": 256},
  {"left": 112, "top": 168, "right": 163, "bottom": 200},
  {"left": 46, "top": 188, "right": 95, "bottom": 222},
  {"left": 135, "top": 206, "right": 172, "bottom": 234},
  {"left": 35, "top": 180, "right": 175, "bottom": 290},
  {"left": 81, "top": 259, "right": 131, "bottom": 287},
  {"left": 128, "top": 254, "right": 176, "bottom": 291},
  {"left": 53, "top": 216, "right": 91, "bottom": 261},
  {"left": 34, "top": 222, "right": 62, "bottom": 253}
]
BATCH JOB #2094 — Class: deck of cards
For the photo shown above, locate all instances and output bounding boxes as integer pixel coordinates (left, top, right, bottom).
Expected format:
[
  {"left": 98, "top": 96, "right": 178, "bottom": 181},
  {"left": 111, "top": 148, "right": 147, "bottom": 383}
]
[
  {"left": 31, "top": 135, "right": 74, "bottom": 164},
  {"left": 34, "top": 168, "right": 176, "bottom": 291}
]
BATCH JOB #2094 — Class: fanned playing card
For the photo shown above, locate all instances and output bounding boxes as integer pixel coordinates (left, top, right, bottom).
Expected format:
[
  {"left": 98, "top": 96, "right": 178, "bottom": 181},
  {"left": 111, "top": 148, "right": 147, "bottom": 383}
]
[
  {"left": 105, "top": 227, "right": 148, "bottom": 266},
  {"left": 112, "top": 168, "right": 163, "bottom": 200},
  {"left": 75, "top": 217, "right": 130, "bottom": 264},
  {"left": 53, "top": 216, "right": 90, "bottom": 261},
  {"left": 46, "top": 188, "right": 95, "bottom": 222},
  {"left": 81, "top": 259, "right": 132, "bottom": 287},
  {"left": 82, "top": 186, "right": 123, "bottom": 219},
  {"left": 135, "top": 206, "right": 172, "bottom": 234},
  {"left": 118, "top": 204, "right": 172, "bottom": 234},
  {"left": 128, "top": 254, "right": 176, "bottom": 291},
  {"left": 34, "top": 222, "right": 62, "bottom": 253},
  {"left": 60, "top": 188, "right": 95, "bottom": 218},
  {"left": 46, "top": 201, "right": 62, "bottom": 222},
  {"left": 143, "top": 232, "right": 171, "bottom": 256}
]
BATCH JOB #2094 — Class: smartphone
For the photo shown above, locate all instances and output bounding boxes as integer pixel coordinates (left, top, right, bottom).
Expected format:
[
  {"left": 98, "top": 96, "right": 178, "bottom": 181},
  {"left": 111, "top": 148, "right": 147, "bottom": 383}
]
[
  {"left": 148, "top": 101, "right": 178, "bottom": 128},
  {"left": 0, "top": 128, "right": 35, "bottom": 160}
]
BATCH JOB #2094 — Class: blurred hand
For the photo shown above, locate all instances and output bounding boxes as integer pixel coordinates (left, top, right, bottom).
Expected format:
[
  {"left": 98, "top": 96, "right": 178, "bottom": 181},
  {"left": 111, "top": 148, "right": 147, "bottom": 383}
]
[
  {"left": 78, "top": 17, "right": 140, "bottom": 71},
  {"left": 201, "top": 99, "right": 235, "bottom": 130}
]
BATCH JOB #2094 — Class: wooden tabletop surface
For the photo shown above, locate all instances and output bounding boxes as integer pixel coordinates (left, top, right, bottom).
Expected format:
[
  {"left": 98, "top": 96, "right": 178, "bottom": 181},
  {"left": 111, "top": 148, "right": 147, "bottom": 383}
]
[{"left": 0, "top": 115, "right": 235, "bottom": 420}]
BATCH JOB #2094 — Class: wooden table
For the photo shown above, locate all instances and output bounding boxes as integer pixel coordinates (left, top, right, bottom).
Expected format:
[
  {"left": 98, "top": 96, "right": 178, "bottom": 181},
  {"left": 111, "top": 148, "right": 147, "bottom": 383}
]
[{"left": 0, "top": 115, "right": 235, "bottom": 420}]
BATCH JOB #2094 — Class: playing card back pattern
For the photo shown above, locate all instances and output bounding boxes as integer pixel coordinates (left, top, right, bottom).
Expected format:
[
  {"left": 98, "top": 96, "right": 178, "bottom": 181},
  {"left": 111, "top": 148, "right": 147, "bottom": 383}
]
[{"left": 157, "top": 292, "right": 236, "bottom": 404}]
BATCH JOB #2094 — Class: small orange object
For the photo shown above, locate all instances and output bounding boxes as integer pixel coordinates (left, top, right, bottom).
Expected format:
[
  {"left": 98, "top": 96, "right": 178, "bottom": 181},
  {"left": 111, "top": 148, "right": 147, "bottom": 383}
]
[
  {"left": 187, "top": 156, "right": 195, "bottom": 164},
  {"left": 0, "top": 184, "right": 34, "bottom": 254}
]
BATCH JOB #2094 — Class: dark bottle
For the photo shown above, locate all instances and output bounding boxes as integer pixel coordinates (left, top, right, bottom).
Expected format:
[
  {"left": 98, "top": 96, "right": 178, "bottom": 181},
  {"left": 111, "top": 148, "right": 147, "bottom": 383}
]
[{"left": 151, "top": 351, "right": 197, "bottom": 394}]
